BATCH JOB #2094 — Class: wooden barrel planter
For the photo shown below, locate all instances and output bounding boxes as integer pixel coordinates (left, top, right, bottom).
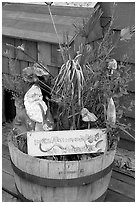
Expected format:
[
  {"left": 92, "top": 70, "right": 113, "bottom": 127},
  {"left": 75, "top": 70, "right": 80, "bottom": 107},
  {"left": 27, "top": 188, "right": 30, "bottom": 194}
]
[{"left": 8, "top": 135, "right": 116, "bottom": 202}]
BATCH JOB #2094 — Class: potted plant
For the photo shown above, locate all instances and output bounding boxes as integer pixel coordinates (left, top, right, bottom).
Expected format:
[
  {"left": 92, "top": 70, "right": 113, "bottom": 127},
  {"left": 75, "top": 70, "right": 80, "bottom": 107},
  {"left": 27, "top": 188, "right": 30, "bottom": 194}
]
[{"left": 3, "top": 5, "right": 135, "bottom": 202}]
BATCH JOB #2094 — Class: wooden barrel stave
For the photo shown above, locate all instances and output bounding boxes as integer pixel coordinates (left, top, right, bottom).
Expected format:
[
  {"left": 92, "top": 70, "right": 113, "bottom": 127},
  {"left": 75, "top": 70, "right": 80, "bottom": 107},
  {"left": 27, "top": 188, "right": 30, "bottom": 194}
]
[
  {"left": 8, "top": 139, "right": 116, "bottom": 202},
  {"left": 14, "top": 172, "right": 112, "bottom": 202},
  {"left": 9, "top": 140, "right": 115, "bottom": 179}
]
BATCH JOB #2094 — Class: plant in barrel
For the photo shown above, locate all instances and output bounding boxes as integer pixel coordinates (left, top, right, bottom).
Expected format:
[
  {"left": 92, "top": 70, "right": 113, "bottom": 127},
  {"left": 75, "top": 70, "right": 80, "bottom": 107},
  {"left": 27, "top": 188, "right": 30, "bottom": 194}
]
[
  {"left": 3, "top": 3, "right": 135, "bottom": 156},
  {"left": 3, "top": 3, "right": 135, "bottom": 202}
]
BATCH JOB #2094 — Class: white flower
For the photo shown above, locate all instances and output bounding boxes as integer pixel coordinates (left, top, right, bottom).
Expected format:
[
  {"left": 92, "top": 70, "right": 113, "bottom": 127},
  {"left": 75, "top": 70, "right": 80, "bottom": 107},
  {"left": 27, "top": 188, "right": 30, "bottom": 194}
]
[
  {"left": 107, "top": 59, "right": 117, "bottom": 70},
  {"left": 17, "top": 44, "right": 25, "bottom": 51}
]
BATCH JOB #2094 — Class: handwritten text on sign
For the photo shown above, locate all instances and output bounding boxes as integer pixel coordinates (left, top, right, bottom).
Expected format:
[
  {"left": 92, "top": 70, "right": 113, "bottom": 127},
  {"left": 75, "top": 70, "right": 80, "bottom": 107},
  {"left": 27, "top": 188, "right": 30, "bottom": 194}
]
[{"left": 27, "top": 129, "right": 107, "bottom": 156}]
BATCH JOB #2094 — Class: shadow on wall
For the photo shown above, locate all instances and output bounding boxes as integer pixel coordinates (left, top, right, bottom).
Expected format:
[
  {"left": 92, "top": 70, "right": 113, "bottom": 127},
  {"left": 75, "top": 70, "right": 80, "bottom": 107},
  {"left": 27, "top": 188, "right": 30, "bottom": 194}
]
[{"left": 3, "top": 90, "right": 16, "bottom": 122}]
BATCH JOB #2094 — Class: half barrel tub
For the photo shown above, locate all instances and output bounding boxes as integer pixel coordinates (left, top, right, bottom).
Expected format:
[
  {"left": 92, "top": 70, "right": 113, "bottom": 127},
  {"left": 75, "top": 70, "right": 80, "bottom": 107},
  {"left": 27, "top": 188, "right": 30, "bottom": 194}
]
[{"left": 8, "top": 137, "right": 116, "bottom": 202}]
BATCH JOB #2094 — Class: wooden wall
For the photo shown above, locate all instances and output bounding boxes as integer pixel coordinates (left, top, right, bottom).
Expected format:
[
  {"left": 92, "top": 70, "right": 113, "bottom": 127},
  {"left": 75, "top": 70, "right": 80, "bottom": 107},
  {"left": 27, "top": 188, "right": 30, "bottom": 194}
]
[{"left": 2, "top": 36, "right": 62, "bottom": 122}]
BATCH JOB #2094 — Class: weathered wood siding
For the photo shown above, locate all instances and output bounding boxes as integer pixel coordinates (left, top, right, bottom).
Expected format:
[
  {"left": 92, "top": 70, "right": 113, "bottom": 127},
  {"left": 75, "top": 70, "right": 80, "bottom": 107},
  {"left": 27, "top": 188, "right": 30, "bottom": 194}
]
[
  {"left": 2, "top": 36, "right": 61, "bottom": 75},
  {"left": 2, "top": 3, "right": 94, "bottom": 44},
  {"left": 2, "top": 36, "right": 61, "bottom": 122}
]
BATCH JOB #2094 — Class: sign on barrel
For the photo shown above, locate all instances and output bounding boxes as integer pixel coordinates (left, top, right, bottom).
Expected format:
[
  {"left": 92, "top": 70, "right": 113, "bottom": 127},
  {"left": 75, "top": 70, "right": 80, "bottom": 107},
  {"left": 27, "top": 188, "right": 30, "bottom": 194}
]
[{"left": 27, "top": 129, "right": 107, "bottom": 156}]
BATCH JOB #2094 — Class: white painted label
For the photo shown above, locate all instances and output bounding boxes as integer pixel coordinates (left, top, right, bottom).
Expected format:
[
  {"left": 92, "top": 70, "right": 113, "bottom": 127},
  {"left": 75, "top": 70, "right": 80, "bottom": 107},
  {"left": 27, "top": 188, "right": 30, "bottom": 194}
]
[{"left": 27, "top": 129, "right": 107, "bottom": 156}]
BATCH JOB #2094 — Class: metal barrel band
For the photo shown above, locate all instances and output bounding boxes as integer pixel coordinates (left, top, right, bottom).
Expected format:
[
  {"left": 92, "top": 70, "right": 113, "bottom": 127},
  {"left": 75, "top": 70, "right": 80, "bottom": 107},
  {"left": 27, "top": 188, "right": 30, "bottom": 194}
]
[
  {"left": 15, "top": 183, "right": 107, "bottom": 202},
  {"left": 10, "top": 158, "right": 114, "bottom": 187}
]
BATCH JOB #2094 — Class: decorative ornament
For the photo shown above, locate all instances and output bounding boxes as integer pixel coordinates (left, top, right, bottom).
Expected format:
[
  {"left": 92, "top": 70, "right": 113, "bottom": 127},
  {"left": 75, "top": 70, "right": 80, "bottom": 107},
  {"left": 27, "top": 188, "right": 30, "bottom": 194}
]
[
  {"left": 22, "top": 65, "right": 49, "bottom": 82},
  {"left": 24, "top": 85, "right": 47, "bottom": 123},
  {"left": 81, "top": 108, "right": 97, "bottom": 129}
]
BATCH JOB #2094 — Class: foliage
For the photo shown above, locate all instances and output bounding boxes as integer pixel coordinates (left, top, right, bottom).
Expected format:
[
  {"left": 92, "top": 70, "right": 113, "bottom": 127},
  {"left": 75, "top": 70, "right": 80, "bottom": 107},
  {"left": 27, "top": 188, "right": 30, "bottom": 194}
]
[
  {"left": 2, "top": 47, "right": 52, "bottom": 101},
  {"left": 3, "top": 4, "right": 135, "bottom": 149},
  {"left": 50, "top": 15, "right": 134, "bottom": 139},
  {"left": 2, "top": 49, "right": 31, "bottom": 100}
]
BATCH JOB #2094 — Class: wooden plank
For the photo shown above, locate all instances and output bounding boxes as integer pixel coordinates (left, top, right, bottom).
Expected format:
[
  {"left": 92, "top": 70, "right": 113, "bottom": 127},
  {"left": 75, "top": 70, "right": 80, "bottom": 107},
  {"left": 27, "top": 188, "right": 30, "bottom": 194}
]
[
  {"left": 65, "top": 161, "right": 79, "bottom": 179},
  {"left": 15, "top": 39, "right": 37, "bottom": 62},
  {"left": 109, "top": 177, "right": 135, "bottom": 199},
  {"left": 3, "top": 10, "right": 84, "bottom": 27},
  {"left": 20, "top": 60, "right": 29, "bottom": 74},
  {"left": 22, "top": 39, "right": 38, "bottom": 62},
  {"left": 14, "top": 59, "right": 21, "bottom": 75},
  {"left": 47, "top": 65, "right": 59, "bottom": 77},
  {"left": 105, "top": 189, "right": 135, "bottom": 202},
  {"left": 118, "top": 117, "right": 135, "bottom": 142},
  {"left": 48, "top": 161, "right": 65, "bottom": 179},
  {"left": 119, "top": 93, "right": 135, "bottom": 119},
  {"left": 2, "top": 131, "right": 8, "bottom": 148},
  {"left": 2, "top": 190, "right": 18, "bottom": 202},
  {"left": 3, "top": 3, "right": 93, "bottom": 17},
  {"left": 2, "top": 56, "right": 9, "bottom": 73},
  {"left": 14, "top": 174, "right": 42, "bottom": 202},
  {"left": 113, "top": 166, "right": 135, "bottom": 178},
  {"left": 2, "top": 157, "right": 13, "bottom": 175},
  {"left": 2, "top": 171, "right": 17, "bottom": 196},
  {"left": 78, "top": 155, "right": 102, "bottom": 177},
  {"left": 14, "top": 147, "right": 41, "bottom": 177},
  {"left": 112, "top": 3, "right": 135, "bottom": 29},
  {"left": 118, "top": 137, "right": 135, "bottom": 151},
  {"left": 87, "top": 19, "right": 103, "bottom": 43},
  {"left": 111, "top": 35, "right": 135, "bottom": 64},
  {"left": 2, "top": 36, "right": 15, "bottom": 58},
  {"left": 3, "top": 27, "right": 70, "bottom": 44},
  {"left": 3, "top": 18, "right": 75, "bottom": 43},
  {"left": 89, "top": 172, "right": 112, "bottom": 201},
  {"left": 38, "top": 42, "right": 51, "bottom": 65},
  {"left": 51, "top": 44, "right": 63, "bottom": 66},
  {"left": 102, "top": 150, "right": 115, "bottom": 170},
  {"left": 99, "top": 2, "right": 135, "bottom": 28},
  {"left": 112, "top": 169, "right": 135, "bottom": 185},
  {"left": 2, "top": 144, "right": 10, "bottom": 160},
  {"left": 39, "top": 159, "right": 49, "bottom": 178}
]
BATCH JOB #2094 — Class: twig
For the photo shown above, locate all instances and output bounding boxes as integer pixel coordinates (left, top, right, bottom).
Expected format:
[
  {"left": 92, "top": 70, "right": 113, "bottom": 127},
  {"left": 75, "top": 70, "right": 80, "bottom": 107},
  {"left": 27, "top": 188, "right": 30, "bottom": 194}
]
[
  {"left": 45, "top": 3, "right": 65, "bottom": 63},
  {"left": 13, "top": 131, "right": 27, "bottom": 138}
]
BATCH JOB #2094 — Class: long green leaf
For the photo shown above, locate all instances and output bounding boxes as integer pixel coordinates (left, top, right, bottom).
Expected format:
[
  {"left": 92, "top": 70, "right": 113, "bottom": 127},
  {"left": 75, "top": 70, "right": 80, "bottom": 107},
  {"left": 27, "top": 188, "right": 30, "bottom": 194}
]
[{"left": 119, "top": 126, "right": 135, "bottom": 140}]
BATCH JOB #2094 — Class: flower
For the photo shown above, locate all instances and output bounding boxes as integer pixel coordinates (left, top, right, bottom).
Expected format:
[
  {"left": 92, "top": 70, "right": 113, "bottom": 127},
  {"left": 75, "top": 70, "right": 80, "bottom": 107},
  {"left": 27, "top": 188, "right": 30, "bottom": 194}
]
[
  {"left": 120, "top": 26, "right": 135, "bottom": 41},
  {"left": 107, "top": 59, "right": 117, "bottom": 74},
  {"left": 81, "top": 108, "right": 97, "bottom": 122},
  {"left": 17, "top": 44, "right": 25, "bottom": 51},
  {"left": 107, "top": 59, "right": 117, "bottom": 70}
]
